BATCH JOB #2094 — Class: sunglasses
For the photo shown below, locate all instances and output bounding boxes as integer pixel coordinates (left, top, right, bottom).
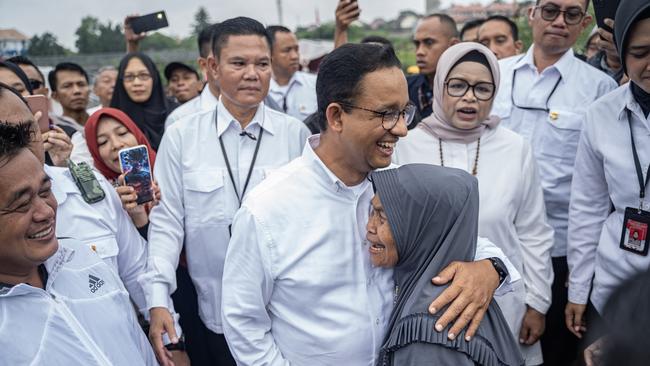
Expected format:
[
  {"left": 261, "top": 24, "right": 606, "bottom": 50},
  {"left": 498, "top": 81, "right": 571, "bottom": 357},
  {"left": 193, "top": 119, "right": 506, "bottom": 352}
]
[{"left": 29, "top": 79, "right": 44, "bottom": 90}]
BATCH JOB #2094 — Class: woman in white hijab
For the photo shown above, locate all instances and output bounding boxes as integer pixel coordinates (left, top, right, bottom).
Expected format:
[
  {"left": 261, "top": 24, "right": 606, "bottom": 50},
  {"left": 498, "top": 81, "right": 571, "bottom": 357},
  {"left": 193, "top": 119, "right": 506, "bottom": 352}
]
[{"left": 394, "top": 42, "right": 554, "bottom": 365}]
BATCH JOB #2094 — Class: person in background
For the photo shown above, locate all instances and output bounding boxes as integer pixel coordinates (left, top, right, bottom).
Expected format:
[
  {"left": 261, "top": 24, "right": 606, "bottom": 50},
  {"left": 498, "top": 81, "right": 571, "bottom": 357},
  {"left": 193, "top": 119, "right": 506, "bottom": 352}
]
[
  {"left": 409, "top": 14, "right": 460, "bottom": 126},
  {"left": 164, "top": 62, "right": 203, "bottom": 105},
  {"left": 7, "top": 55, "right": 49, "bottom": 96},
  {"left": 111, "top": 52, "right": 170, "bottom": 151},
  {"left": 371, "top": 164, "right": 523, "bottom": 366},
  {"left": 478, "top": 15, "right": 524, "bottom": 59},
  {"left": 0, "top": 60, "right": 32, "bottom": 96},
  {"left": 87, "top": 66, "right": 118, "bottom": 115},
  {"left": 584, "top": 28, "right": 600, "bottom": 60},
  {"left": 491, "top": 1, "right": 618, "bottom": 364},
  {"left": 164, "top": 23, "right": 221, "bottom": 130},
  {"left": 334, "top": 0, "right": 361, "bottom": 48},
  {"left": 48, "top": 62, "right": 94, "bottom": 164},
  {"left": 395, "top": 42, "right": 554, "bottom": 365},
  {"left": 265, "top": 25, "right": 318, "bottom": 121},
  {"left": 587, "top": 20, "right": 625, "bottom": 84},
  {"left": 566, "top": 1, "right": 650, "bottom": 363},
  {"left": 460, "top": 18, "right": 485, "bottom": 42}
]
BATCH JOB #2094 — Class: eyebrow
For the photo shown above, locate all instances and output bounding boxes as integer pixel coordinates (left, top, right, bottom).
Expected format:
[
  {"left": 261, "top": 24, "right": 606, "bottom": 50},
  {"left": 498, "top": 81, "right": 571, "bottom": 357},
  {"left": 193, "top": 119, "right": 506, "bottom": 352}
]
[{"left": 628, "top": 45, "right": 650, "bottom": 51}]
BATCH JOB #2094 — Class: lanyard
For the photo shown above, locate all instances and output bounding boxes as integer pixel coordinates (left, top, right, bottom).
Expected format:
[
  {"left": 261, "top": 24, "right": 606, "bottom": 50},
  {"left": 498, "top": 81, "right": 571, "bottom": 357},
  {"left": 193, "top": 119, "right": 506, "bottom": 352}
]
[
  {"left": 510, "top": 61, "right": 562, "bottom": 113},
  {"left": 282, "top": 80, "right": 296, "bottom": 113},
  {"left": 215, "top": 105, "right": 265, "bottom": 207},
  {"left": 627, "top": 110, "right": 650, "bottom": 212}
]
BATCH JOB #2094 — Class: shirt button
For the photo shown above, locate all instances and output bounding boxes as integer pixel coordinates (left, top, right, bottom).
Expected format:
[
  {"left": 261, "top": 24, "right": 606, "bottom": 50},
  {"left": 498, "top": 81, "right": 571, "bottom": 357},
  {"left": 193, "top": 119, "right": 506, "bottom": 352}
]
[{"left": 375, "top": 318, "right": 380, "bottom": 325}]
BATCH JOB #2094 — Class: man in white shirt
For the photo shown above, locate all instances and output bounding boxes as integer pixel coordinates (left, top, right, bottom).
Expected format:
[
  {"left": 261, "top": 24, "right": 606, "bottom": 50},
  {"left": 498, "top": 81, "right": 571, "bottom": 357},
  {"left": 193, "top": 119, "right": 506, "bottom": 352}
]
[
  {"left": 164, "top": 23, "right": 221, "bottom": 130},
  {"left": 491, "top": 0, "right": 617, "bottom": 364},
  {"left": 142, "top": 17, "right": 310, "bottom": 366},
  {"left": 265, "top": 25, "right": 318, "bottom": 121},
  {"left": 0, "top": 118, "right": 157, "bottom": 365},
  {"left": 222, "top": 42, "right": 516, "bottom": 366}
]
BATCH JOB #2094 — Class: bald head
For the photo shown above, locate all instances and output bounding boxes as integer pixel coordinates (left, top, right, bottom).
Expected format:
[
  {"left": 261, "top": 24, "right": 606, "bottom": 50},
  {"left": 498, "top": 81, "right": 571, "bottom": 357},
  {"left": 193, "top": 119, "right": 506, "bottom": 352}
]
[{"left": 413, "top": 14, "right": 460, "bottom": 77}]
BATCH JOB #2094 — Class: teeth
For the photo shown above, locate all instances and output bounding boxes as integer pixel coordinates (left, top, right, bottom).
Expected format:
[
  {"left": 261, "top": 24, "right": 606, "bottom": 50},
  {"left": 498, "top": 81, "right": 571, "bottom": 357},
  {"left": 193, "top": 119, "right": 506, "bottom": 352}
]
[
  {"left": 377, "top": 142, "right": 395, "bottom": 149},
  {"left": 28, "top": 226, "right": 52, "bottom": 239}
]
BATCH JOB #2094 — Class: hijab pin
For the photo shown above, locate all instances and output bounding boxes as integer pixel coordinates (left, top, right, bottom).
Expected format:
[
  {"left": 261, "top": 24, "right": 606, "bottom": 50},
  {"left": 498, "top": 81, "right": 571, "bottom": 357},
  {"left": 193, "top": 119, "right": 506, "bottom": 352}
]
[{"left": 549, "top": 111, "right": 559, "bottom": 120}]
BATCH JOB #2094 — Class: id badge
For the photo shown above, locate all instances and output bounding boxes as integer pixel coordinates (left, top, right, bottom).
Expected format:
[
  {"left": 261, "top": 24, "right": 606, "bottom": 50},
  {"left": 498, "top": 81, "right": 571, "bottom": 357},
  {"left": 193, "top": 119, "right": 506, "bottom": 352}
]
[{"left": 620, "top": 207, "right": 650, "bottom": 256}]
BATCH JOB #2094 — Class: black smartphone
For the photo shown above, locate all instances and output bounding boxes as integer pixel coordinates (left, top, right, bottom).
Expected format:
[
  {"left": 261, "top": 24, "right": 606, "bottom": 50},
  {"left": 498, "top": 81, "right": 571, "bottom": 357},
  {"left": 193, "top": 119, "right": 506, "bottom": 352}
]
[
  {"left": 129, "top": 11, "right": 169, "bottom": 34},
  {"left": 119, "top": 145, "right": 154, "bottom": 205},
  {"left": 593, "top": 0, "right": 620, "bottom": 33}
]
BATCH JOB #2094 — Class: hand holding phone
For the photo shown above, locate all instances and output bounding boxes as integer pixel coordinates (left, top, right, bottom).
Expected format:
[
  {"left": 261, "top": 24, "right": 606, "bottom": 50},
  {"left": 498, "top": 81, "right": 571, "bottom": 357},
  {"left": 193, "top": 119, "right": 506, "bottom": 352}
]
[
  {"left": 593, "top": 0, "right": 620, "bottom": 33},
  {"left": 127, "top": 11, "right": 169, "bottom": 35},
  {"left": 119, "top": 145, "right": 154, "bottom": 205},
  {"left": 336, "top": 0, "right": 361, "bottom": 31}
]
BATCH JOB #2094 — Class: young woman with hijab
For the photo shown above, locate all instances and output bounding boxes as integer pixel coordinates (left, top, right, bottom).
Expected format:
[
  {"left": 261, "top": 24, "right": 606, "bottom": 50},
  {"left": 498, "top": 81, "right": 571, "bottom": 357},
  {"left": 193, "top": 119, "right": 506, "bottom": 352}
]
[
  {"left": 565, "top": 0, "right": 650, "bottom": 354},
  {"left": 111, "top": 52, "right": 171, "bottom": 151},
  {"left": 394, "top": 43, "right": 554, "bottom": 365},
  {"left": 368, "top": 164, "right": 523, "bottom": 366}
]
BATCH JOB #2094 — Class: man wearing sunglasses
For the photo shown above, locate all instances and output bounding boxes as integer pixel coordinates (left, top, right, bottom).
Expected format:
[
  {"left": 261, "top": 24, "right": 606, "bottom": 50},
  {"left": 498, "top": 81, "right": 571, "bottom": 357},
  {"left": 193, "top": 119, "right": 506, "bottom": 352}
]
[
  {"left": 491, "top": 1, "right": 617, "bottom": 365},
  {"left": 7, "top": 56, "right": 49, "bottom": 96}
]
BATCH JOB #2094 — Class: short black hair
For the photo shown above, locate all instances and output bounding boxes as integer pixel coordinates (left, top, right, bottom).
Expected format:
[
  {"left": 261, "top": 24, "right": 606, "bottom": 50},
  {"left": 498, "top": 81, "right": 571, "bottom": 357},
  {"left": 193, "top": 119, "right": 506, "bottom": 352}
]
[
  {"left": 212, "top": 17, "right": 272, "bottom": 59},
  {"left": 198, "top": 23, "right": 220, "bottom": 58},
  {"left": 421, "top": 13, "right": 459, "bottom": 38},
  {"left": 6, "top": 55, "right": 45, "bottom": 82},
  {"left": 535, "top": 0, "right": 590, "bottom": 9},
  {"left": 0, "top": 83, "right": 33, "bottom": 165},
  {"left": 482, "top": 15, "right": 520, "bottom": 41},
  {"left": 316, "top": 43, "right": 402, "bottom": 131},
  {"left": 361, "top": 35, "right": 393, "bottom": 47},
  {"left": 460, "top": 18, "right": 485, "bottom": 40},
  {"left": 266, "top": 25, "right": 292, "bottom": 49},
  {"left": 0, "top": 61, "right": 33, "bottom": 94},
  {"left": 47, "top": 62, "right": 89, "bottom": 92}
]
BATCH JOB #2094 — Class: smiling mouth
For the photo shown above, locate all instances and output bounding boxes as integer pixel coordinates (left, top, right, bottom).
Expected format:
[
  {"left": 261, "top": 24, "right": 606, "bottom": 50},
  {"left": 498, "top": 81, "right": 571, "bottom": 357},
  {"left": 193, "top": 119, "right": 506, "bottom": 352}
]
[
  {"left": 28, "top": 226, "right": 53, "bottom": 240},
  {"left": 377, "top": 141, "right": 396, "bottom": 155},
  {"left": 369, "top": 242, "right": 386, "bottom": 255}
]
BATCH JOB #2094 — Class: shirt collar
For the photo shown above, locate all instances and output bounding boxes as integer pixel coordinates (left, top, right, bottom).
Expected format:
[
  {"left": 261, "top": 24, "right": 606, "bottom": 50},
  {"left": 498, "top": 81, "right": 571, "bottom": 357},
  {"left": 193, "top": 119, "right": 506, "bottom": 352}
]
[
  {"left": 302, "top": 135, "right": 372, "bottom": 195},
  {"left": 618, "top": 84, "right": 647, "bottom": 122},
  {"left": 270, "top": 71, "right": 304, "bottom": 92},
  {"left": 215, "top": 98, "right": 276, "bottom": 138},
  {"left": 45, "top": 165, "right": 78, "bottom": 205},
  {"left": 515, "top": 44, "right": 574, "bottom": 80}
]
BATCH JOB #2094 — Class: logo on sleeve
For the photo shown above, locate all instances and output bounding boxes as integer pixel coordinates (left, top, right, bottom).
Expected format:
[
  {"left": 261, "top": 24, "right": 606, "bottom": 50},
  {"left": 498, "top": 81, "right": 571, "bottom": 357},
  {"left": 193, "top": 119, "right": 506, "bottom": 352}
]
[{"left": 88, "top": 274, "right": 105, "bottom": 293}]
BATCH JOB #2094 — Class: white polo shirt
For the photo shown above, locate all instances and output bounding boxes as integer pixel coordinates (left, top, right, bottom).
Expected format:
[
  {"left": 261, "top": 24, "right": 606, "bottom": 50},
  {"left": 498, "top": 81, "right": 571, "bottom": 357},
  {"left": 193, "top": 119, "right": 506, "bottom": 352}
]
[{"left": 268, "top": 71, "right": 318, "bottom": 121}]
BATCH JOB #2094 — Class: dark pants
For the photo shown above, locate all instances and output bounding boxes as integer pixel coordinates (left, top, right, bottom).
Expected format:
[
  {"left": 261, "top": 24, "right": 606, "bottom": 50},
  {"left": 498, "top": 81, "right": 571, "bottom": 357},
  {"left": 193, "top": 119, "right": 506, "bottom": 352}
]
[
  {"left": 171, "top": 265, "right": 212, "bottom": 365},
  {"left": 206, "top": 330, "right": 236, "bottom": 366},
  {"left": 541, "top": 256, "right": 579, "bottom": 366}
]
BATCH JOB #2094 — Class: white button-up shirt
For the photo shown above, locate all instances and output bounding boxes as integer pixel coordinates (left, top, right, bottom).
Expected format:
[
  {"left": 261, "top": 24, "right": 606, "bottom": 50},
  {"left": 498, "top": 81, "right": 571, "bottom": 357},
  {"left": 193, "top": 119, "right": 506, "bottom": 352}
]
[
  {"left": 0, "top": 239, "right": 157, "bottom": 365},
  {"left": 268, "top": 71, "right": 318, "bottom": 121},
  {"left": 164, "top": 84, "right": 219, "bottom": 129},
  {"left": 395, "top": 126, "right": 553, "bottom": 365},
  {"left": 142, "top": 100, "right": 310, "bottom": 334},
  {"left": 47, "top": 165, "right": 151, "bottom": 314},
  {"left": 221, "top": 135, "right": 517, "bottom": 366},
  {"left": 568, "top": 84, "right": 650, "bottom": 312},
  {"left": 493, "top": 46, "right": 617, "bottom": 257}
]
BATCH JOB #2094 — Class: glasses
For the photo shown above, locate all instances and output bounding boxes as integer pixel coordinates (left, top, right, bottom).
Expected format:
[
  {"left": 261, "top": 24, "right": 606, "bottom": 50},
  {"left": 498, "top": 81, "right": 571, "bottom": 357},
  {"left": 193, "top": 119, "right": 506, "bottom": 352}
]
[
  {"left": 511, "top": 68, "right": 562, "bottom": 113},
  {"left": 339, "top": 102, "right": 417, "bottom": 130},
  {"left": 535, "top": 5, "right": 585, "bottom": 25},
  {"left": 28, "top": 79, "right": 43, "bottom": 90},
  {"left": 123, "top": 72, "right": 152, "bottom": 83},
  {"left": 445, "top": 78, "right": 495, "bottom": 101}
]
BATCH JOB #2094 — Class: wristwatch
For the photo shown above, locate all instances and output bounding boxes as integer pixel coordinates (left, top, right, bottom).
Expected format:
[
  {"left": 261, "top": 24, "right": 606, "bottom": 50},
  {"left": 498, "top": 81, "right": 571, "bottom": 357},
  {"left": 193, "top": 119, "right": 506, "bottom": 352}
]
[{"left": 488, "top": 257, "right": 509, "bottom": 286}]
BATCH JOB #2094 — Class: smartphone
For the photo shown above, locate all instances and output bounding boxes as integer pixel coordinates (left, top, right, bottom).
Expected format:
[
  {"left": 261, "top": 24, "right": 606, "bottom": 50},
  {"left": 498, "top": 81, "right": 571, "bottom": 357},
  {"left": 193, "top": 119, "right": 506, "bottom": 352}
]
[
  {"left": 25, "top": 94, "right": 50, "bottom": 132},
  {"left": 119, "top": 145, "right": 154, "bottom": 205},
  {"left": 129, "top": 11, "right": 169, "bottom": 34},
  {"left": 593, "top": 0, "right": 620, "bottom": 33}
]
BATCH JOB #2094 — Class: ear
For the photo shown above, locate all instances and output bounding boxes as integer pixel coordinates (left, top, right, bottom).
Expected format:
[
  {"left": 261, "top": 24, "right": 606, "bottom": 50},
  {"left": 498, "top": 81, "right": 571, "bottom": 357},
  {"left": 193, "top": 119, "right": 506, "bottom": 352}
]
[
  {"left": 197, "top": 57, "right": 209, "bottom": 82},
  {"left": 527, "top": 6, "right": 535, "bottom": 25},
  {"left": 208, "top": 55, "right": 219, "bottom": 83},
  {"left": 325, "top": 103, "right": 345, "bottom": 133},
  {"left": 581, "top": 14, "right": 593, "bottom": 31},
  {"left": 514, "top": 40, "right": 524, "bottom": 54},
  {"left": 50, "top": 91, "right": 59, "bottom": 102},
  {"left": 449, "top": 37, "right": 460, "bottom": 46}
]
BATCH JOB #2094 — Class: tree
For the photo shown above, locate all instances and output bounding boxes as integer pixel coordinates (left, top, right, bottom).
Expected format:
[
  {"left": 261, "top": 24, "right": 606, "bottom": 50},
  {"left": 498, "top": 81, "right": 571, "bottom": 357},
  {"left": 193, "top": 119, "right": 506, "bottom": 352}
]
[
  {"left": 192, "top": 7, "right": 211, "bottom": 36},
  {"left": 27, "top": 32, "right": 68, "bottom": 56},
  {"left": 140, "top": 32, "right": 179, "bottom": 51},
  {"left": 75, "top": 16, "right": 124, "bottom": 54}
]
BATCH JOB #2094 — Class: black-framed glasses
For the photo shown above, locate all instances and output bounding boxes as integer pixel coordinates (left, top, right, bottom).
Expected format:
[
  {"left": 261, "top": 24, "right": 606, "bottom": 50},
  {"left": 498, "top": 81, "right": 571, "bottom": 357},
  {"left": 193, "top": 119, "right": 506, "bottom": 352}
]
[
  {"left": 510, "top": 68, "right": 562, "bottom": 113},
  {"left": 123, "top": 72, "right": 152, "bottom": 83},
  {"left": 28, "top": 79, "right": 43, "bottom": 90},
  {"left": 445, "top": 78, "right": 495, "bottom": 101},
  {"left": 534, "top": 5, "right": 585, "bottom": 25},
  {"left": 339, "top": 102, "right": 417, "bottom": 130}
]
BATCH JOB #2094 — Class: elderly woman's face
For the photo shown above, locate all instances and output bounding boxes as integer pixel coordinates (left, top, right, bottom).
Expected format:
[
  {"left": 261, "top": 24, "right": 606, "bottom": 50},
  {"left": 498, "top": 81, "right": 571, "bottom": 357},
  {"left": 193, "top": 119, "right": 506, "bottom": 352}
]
[
  {"left": 96, "top": 116, "right": 138, "bottom": 173},
  {"left": 366, "top": 195, "right": 399, "bottom": 267},
  {"left": 123, "top": 57, "right": 153, "bottom": 103},
  {"left": 442, "top": 61, "right": 494, "bottom": 130},
  {"left": 626, "top": 18, "right": 650, "bottom": 93}
]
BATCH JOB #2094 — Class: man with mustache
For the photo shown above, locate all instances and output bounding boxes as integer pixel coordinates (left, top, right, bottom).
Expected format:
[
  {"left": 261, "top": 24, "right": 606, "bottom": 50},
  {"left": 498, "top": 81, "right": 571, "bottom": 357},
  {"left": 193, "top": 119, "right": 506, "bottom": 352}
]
[{"left": 491, "top": 1, "right": 617, "bottom": 364}]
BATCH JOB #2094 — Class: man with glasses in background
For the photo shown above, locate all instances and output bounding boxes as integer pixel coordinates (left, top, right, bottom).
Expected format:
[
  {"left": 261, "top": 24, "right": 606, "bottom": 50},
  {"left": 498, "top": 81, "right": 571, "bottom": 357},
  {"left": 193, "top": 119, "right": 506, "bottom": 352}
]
[{"left": 491, "top": 1, "right": 617, "bottom": 364}]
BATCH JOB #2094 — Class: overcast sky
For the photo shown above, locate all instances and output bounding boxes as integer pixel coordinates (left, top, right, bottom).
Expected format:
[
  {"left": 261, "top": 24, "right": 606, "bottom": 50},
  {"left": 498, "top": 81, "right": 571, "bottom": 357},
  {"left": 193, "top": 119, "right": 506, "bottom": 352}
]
[{"left": 0, "top": 0, "right": 490, "bottom": 50}]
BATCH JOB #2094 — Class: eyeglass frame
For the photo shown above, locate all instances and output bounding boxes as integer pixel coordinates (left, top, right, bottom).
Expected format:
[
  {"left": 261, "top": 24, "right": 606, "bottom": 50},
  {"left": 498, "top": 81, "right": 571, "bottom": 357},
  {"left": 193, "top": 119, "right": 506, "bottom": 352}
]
[
  {"left": 122, "top": 72, "right": 152, "bottom": 83},
  {"left": 444, "top": 78, "right": 496, "bottom": 101},
  {"left": 533, "top": 4, "right": 586, "bottom": 25},
  {"left": 337, "top": 101, "right": 417, "bottom": 130}
]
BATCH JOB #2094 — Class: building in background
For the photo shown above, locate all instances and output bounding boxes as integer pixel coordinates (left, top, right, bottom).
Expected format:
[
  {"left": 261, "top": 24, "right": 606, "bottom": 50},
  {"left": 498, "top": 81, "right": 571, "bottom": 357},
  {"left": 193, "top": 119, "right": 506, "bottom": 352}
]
[{"left": 0, "top": 29, "right": 29, "bottom": 58}]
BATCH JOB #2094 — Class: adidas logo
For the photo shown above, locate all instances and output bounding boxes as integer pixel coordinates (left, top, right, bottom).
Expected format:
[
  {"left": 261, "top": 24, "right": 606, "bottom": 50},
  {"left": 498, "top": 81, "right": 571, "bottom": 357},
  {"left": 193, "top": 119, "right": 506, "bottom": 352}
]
[{"left": 89, "top": 274, "right": 105, "bottom": 293}]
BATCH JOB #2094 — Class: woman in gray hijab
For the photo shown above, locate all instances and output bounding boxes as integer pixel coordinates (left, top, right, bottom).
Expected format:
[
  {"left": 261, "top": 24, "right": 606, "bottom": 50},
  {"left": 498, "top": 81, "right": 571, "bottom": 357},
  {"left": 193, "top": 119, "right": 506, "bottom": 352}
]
[{"left": 368, "top": 164, "right": 522, "bottom": 365}]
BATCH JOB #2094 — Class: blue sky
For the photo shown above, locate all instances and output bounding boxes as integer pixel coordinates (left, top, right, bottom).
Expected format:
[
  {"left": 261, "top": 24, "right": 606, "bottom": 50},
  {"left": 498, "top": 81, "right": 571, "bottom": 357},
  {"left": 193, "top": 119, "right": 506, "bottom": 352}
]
[{"left": 0, "top": 0, "right": 488, "bottom": 50}]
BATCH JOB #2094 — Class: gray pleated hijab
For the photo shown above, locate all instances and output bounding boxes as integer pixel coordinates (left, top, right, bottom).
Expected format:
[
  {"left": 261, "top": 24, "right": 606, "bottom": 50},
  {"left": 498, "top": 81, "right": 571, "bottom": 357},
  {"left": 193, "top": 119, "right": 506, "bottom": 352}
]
[{"left": 372, "top": 164, "right": 523, "bottom": 366}]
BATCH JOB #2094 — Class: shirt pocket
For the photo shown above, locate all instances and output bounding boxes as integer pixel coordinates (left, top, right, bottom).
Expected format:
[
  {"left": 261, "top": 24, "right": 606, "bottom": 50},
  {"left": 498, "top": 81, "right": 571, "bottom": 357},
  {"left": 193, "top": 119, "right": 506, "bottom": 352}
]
[
  {"left": 183, "top": 170, "right": 229, "bottom": 225},
  {"left": 538, "top": 110, "right": 583, "bottom": 162},
  {"left": 80, "top": 236, "right": 119, "bottom": 269}
]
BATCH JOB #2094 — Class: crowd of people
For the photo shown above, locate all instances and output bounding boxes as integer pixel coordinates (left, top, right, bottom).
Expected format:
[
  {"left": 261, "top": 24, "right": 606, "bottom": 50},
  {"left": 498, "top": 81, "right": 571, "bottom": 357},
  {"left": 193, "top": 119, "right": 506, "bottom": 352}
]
[{"left": 1, "top": 0, "right": 649, "bottom": 365}]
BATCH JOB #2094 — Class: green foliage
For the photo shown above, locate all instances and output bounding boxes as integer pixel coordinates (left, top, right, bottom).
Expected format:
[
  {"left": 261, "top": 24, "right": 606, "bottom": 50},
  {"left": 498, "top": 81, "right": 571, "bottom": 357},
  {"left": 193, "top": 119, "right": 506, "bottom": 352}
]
[
  {"left": 27, "top": 32, "right": 69, "bottom": 56},
  {"left": 74, "top": 16, "right": 123, "bottom": 53},
  {"left": 140, "top": 32, "right": 179, "bottom": 51},
  {"left": 192, "top": 7, "right": 211, "bottom": 36}
]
